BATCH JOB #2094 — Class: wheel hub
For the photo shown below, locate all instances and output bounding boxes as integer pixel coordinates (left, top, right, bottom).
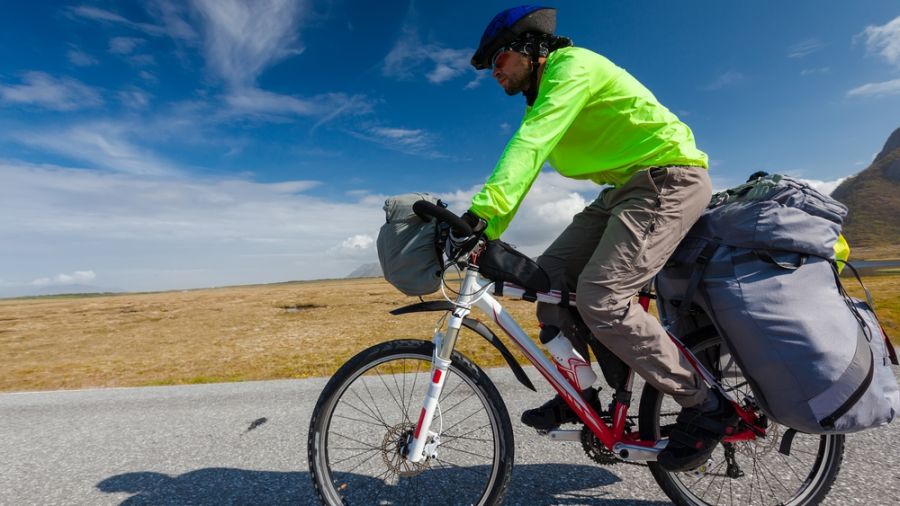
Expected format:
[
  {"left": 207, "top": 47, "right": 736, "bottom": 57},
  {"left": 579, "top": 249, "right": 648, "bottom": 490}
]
[{"left": 381, "top": 423, "right": 430, "bottom": 478}]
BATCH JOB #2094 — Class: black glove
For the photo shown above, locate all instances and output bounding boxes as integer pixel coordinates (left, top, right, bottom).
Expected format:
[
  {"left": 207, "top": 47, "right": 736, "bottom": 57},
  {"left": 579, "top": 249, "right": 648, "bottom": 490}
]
[
  {"left": 444, "top": 210, "right": 486, "bottom": 261},
  {"left": 460, "top": 210, "right": 487, "bottom": 235}
]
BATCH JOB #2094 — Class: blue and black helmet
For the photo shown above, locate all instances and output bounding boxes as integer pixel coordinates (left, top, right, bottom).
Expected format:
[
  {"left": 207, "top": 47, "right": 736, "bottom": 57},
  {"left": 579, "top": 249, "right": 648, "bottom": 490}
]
[{"left": 470, "top": 6, "right": 557, "bottom": 70}]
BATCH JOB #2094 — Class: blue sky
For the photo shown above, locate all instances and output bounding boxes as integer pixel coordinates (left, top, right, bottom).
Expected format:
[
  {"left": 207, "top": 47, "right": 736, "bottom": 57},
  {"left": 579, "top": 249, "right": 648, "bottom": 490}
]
[{"left": 1, "top": 1, "right": 899, "bottom": 296}]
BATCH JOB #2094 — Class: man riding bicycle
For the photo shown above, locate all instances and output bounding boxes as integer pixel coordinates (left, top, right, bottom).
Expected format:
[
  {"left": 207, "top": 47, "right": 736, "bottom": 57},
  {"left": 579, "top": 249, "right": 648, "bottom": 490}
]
[{"left": 462, "top": 5, "right": 737, "bottom": 472}]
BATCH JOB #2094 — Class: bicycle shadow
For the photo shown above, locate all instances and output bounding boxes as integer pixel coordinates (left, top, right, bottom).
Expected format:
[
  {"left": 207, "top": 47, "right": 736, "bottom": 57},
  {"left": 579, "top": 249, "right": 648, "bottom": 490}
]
[{"left": 97, "top": 463, "right": 669, "bottom": 505}]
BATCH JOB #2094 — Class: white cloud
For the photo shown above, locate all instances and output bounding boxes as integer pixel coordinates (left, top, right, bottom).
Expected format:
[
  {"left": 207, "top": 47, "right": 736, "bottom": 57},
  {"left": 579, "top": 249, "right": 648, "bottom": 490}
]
[
  {"left": 119, "top": 89, "right": 151, "bottom": 109},
  {"left": 0, "top": 160, "right": 380, "bottom": 293},
  {"left": 342, "top": 235, "right": 374, "bottom": 250},
  {"left": 66, "top": 46, "right": 98, "bottom": 66},
  {"left": 333, "top": 234, "right": 375, "bottom": 257},
  {"left": 383, "top": 6, "right": 473, "bottom": 85},
  {"left": 146, "top": 0, "right": 199, "bottom": 42},
  {"left": 371, "top": 127, "right": 428, "bottom": 146},
  {"left": 109, "top": 36, "right": 145, "bottom": 55},
  {"left": 438, "top": 171, "right": 598, "bottom": 255},
  {"left": 348, "top": 125, "right": 444, "bottom": 158},
  {"left": 846, "top": 78, "right": 900, "bottom": 97},
  {"left": 800, "top": 67, "right": 830, "bottom": 76},
  {"left": 13, "top": 123, "right": 181, "bottom": 176},
  {"left": 191, "top": 0, "right": 305, "bottom": 88},
  {"left": 795, "top": 177, "right": 848, "bottom": 196},
  {"left": 858, "top": 15, "right": 900, "bottom": 68},
  {"left": 67, "top": 3, "right": 195, "bottom": 41},
  {"left": 787, "top": 38, "right": 825, "bottom": 58},
  {"left": 224, "top": 88, "right": 370, "bottom": 123},
  {"left": 32, "top": 271, "right": 96, "bottom": 287},
  {"left": 139, "top": 70, "right": 158, "bottom": 83},
  {"left": 0, "top": 72, "right": 102, "bottom": 111},
  {"left": 464, "top": 73, "right": 487, "bottom": 90},
  {"left": 69, "top": 5, "right": 147, "bottom": 26},
  {"left": 702, "top": 70, "right": 743, "bottom": 91},
  {"left": 0, "top": 161, "right": 599, "bottom": 294}
]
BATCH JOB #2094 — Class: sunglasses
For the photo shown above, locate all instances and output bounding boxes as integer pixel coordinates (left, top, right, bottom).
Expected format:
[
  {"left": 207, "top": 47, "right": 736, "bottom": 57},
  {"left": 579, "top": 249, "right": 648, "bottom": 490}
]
[{"left": 490, "top": 47, "right": 512, "bottom": 69}]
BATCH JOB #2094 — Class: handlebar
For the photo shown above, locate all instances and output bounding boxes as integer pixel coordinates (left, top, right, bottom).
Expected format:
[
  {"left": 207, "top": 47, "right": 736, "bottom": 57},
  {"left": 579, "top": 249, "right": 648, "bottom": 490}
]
[{"left": 412, "top": 200, "right": 473, "bottom": 237}]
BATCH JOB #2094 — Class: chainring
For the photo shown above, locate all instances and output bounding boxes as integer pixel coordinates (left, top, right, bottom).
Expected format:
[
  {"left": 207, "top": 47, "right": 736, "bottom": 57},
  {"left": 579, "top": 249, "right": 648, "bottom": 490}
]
[{"left": 580, "top": 426, "right": 620, "bottom": 465}]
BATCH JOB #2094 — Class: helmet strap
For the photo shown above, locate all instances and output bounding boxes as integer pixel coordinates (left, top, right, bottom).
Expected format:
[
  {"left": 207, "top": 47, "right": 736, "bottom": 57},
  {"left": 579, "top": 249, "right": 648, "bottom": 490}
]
[
  {"left": 523, "top": 50, "right": 541, "bottom": 106},
  {"left": 516, "top": 33, "right": 571, "bottom": 106}
]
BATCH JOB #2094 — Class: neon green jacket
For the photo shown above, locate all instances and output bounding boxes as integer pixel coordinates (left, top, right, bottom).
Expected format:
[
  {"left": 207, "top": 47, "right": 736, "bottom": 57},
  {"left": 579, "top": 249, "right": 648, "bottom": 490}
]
[{"left": 471, "top": 46, "right": 709, "bottom": 239}]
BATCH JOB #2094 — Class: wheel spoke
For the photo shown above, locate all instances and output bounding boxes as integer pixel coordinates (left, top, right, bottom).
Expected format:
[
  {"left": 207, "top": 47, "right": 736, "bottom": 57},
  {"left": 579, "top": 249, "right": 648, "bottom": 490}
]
[
  {"left": 311, "top": 345, "right": 509, "bottom": 506},
  {"left": 439, "top": 444, "right": 492, "bottom": 460},
  {"left": 332, "top": 412, "right": 389, "bottom": 428},
  {"left": 440, "top": 422, "right": 492, "bottom": 443},
  {"left": 440, "top": 391, "right": 478, "bottom": 417},
  {"left": 376, "top": 368, "right": 409, "bottom": 423},
  {"left": 334, "top": 446, "right": 381, "bottom": 471},
  {"left": 347, "top": 388, "right": 389, "bottom": 427},
  {"left": 653, "top": 334, "right": 841, "bottom": 506},
  {"left": 441, "top": 406, "right": 485, "bottom": 435},
  {"left": 361, "top": 374, "right": 390, "bottom": 426}
]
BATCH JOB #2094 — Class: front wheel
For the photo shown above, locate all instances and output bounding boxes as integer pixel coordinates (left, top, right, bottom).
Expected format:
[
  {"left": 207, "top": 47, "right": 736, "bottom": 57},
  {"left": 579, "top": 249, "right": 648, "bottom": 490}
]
[
  {"left": 308, "top": 339, "right": 515, "bottom": 505},
  {"left": 638, "top": 328, "right": 844, "bottom": 506}
]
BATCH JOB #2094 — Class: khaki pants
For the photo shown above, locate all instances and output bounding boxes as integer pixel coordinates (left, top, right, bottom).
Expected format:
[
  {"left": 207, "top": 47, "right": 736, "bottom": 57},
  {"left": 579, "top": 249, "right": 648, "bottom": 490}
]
[{"left": 537, "top": 166, "right": 712, "bottom": 407}]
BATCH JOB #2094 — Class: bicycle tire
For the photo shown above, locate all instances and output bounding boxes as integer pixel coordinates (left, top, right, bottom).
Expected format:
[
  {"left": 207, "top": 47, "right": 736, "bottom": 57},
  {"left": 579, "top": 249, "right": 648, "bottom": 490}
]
[
  {"left": 638, "top": 328, "right": 844, "bottom": 506},
  {"left": 308, "top": 339, "right": 515, "bottom": 505}
]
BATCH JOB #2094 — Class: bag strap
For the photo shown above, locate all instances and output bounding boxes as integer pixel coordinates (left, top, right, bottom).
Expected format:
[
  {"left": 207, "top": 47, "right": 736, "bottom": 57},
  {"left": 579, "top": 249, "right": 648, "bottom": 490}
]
[
  {"left": 835, "top": 260, "right": 875, "bottom": 309},
  {"left": 818, "top": 331, "right": 875, "bottom": 430},
  {"left": 834, "top": 260, "right": 898, "bottom": 365},
  {"left": 677, "top": 241, "right": 719, "bottom": 318},
  {"left": 754, "top": 250, "right": 807, "bottom": 270},
  {"left": 431, "top": 200, "right": 450, "bottom": 272}
]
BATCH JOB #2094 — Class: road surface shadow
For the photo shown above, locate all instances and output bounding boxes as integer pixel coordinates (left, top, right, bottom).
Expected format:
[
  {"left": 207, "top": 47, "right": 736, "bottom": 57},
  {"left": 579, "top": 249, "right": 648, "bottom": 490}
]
[{"left": 97, "top": 463, "right": 670, "bottom": 505}]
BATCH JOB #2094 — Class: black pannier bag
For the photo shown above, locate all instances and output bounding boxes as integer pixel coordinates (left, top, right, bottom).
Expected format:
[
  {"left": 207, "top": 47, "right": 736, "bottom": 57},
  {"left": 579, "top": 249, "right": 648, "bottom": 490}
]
[{"left": 478, "top": 239, "right": 551, "bottom": 294}]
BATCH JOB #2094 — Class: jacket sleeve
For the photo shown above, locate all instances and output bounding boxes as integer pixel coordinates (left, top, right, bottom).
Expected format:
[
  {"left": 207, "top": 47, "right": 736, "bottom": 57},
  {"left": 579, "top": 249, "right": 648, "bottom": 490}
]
[{"left": 470, "top": 54, "right": 593, "bottom": 239}]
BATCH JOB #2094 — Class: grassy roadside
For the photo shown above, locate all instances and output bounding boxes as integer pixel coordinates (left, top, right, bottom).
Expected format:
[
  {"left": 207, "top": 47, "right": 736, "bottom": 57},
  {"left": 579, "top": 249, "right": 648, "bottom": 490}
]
[{"left": 1, "top": 274, "right": 897, "bottom": 393}]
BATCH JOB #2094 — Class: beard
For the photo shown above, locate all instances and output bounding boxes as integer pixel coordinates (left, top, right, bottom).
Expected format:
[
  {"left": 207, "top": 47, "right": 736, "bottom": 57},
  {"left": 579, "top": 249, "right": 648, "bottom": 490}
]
[{"left": 503, "top": 72, "right": 531, "bottom": 96}]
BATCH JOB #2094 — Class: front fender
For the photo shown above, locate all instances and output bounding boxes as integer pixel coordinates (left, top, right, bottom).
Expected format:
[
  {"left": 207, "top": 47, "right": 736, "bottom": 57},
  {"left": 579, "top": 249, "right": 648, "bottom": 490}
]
[{"left": 391, "top": 301, "right": 536, "bottom": 391}]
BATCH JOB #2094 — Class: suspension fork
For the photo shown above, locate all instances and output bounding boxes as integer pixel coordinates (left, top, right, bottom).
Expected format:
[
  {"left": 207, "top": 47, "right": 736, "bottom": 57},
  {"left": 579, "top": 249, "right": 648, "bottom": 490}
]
[{"left": 405, "top": 267, "right": 480, "bottom": 463}]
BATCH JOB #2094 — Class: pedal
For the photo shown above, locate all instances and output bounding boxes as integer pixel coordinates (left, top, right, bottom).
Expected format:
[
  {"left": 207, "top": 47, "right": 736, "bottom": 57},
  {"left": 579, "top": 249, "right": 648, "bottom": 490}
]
[{"left": 546, "top": 429, "right": 581, "bottom": 441}]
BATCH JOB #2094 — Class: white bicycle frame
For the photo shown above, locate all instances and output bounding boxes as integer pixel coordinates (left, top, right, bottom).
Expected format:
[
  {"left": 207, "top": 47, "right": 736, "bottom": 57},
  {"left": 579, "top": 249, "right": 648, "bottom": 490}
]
[{"left": 406, "top": 265, "right": 613, "bottom": 462}]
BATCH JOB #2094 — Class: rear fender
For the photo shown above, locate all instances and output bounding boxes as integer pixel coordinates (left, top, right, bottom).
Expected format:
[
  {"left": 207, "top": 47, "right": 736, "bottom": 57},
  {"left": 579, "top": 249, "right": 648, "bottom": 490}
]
[{"left": 391, "top": 301, "right": 536, "bottom": 391}]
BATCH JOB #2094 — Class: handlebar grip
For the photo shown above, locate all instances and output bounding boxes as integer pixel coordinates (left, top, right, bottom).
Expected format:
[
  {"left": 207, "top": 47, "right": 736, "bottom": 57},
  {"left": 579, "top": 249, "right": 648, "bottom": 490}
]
[{"left": 412, "top": 200, "right": 473, "bottom": 236}]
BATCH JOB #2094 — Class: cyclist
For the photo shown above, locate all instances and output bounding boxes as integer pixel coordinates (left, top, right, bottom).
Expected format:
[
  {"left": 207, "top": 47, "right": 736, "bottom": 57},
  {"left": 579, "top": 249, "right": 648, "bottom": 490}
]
[{"left": 462, "top": 5, "right": 737, "bottom": 472}]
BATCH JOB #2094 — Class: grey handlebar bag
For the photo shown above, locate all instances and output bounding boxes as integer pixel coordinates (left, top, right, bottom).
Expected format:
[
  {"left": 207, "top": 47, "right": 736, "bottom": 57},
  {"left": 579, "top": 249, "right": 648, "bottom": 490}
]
[
  {"left": 376, "top": 193, "right": 444, "bottom": 296},
  {"left": 657, "top": 174, "right": 899, "bottom": 434}
]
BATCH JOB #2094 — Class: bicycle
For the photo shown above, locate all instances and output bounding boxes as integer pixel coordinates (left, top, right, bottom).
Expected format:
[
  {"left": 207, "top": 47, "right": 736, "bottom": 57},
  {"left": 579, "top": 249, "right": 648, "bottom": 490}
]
[{"left": 307, "top": 201, "right": 844, "bottom": 505}]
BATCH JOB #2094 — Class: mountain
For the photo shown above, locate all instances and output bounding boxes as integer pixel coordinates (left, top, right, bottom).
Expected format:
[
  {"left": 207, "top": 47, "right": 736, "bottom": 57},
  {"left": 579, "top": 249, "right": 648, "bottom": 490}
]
[
  {"left": 346, "top": 262, "right": 382, "bottom": 278},
  {"left": 832, "top": 127, "right": 900, "bottom": 253}
]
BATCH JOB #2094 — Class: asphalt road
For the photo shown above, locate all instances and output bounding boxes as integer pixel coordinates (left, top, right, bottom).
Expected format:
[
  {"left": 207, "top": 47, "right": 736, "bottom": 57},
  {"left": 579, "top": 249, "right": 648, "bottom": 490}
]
[{"left": 2, "top": 366, "right": 898, "bottom": 505}]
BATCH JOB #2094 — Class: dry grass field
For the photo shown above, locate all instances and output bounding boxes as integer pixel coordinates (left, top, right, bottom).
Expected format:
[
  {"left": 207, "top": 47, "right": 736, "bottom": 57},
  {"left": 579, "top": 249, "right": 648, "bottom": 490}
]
[
  {"left": 0, "top": 278, "right": 542, "bottom": 392},
  {"left": 1, "top": 273, "right": 898, "bottom": 393}
]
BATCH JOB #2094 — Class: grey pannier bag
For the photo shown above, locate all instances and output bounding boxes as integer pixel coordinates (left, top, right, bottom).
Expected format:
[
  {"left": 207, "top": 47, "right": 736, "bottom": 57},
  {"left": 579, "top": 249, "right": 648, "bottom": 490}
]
[
  {"left": 376, "top": 193, "right": 445, "bottom": 296},
  {"left": 657, "top": 173, "right": 900, "bottom": 434}
]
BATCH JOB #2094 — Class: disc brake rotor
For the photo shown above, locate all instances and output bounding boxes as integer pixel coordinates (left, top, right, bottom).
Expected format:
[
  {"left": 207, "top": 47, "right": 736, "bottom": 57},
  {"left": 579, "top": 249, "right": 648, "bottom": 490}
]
[{"left": 381, "top": 423, "right": 430, "bottom": 478}]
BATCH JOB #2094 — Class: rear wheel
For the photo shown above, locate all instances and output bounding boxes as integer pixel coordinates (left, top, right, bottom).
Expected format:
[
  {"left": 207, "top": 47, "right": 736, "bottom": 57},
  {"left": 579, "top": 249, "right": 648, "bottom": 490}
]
[
  {"left": 638, "top": 328, "right": 844, "bottom": 505},
  {"left": 308, "top": 339, "right": 514, "bottom": 505}
]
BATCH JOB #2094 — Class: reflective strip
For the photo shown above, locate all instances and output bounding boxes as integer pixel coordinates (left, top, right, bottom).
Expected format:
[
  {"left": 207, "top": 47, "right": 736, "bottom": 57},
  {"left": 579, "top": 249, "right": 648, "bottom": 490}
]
[{"left": 414, "top": 408, "right": 427, "bottom": 439}]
